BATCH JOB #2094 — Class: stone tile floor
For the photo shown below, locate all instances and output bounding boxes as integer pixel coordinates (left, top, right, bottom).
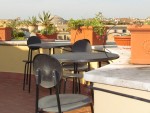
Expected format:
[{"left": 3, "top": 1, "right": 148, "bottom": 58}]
[{"left": 0, "top": 72, "right": 92, "bottom": 113}]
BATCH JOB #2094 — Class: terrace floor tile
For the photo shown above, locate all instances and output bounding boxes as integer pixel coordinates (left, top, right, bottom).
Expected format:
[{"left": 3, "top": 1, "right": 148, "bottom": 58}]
[{"left": 0, "top": 72, "right": 92, "bottom": 113}]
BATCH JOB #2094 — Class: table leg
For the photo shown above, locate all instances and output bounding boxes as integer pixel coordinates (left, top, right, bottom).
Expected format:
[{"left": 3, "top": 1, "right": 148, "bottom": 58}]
[
  {"left": 52, "top": 48, "right": 55, "bottom": 54},
  {"left": 73, "top": 63, "right": 79, "bottom": 94},
  {"left": 49, "top": 48, "right": 55, "bottom": 55},
  {"left": 49, "top": 49, "right": 51, "bottom": 55}
]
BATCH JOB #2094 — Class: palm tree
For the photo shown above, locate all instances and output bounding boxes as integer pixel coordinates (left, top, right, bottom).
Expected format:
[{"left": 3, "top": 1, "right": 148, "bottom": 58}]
[
  {"left": 28, "top": 16, "right": 39, "bottom": 32},
  {"left": 38, "top": 11, "right": 56, "bottom": 35},
  {"left": 38, "top": 11, "right": 54, "bottom": 27},
  {"left": 28, "top": 16, "right": 39, "bottom": 26}
]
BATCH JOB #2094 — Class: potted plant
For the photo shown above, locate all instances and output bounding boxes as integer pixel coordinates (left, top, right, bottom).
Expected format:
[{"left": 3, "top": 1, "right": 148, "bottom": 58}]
[
  {"left": 114, "top": 33, "right": 131, "bottom": 46},
  {"left": 0, "top": 18, "right": 22, "bottom": 41},
  {"left": 36, "top": 25, "right": 57, "bottom": 40},
  {"left": 28, "top": 16, "right": 39, "bottom": 33},
  {"left": 36, "top": 11, "right": 57, "bottom": 40},
  {"left": 38, "top": 11, "right": 54, "bottom": 31},
  {"left": 127, "top": 20, "right": 150, "bottom": 64},
  {"left": 68, "top": 12, "right": 107, "bottom": 45}
]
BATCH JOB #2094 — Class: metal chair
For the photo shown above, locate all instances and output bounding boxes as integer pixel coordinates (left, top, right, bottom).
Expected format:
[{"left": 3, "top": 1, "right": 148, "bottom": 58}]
[
  {"left": 23, "top": 36, "right": 41, "bottom": 93},
  {"left": 33, "top": 54, "right": 94, "bottom": 113},
  {"left": 62, "top": 39, "right": 92, "bottom": 93}
]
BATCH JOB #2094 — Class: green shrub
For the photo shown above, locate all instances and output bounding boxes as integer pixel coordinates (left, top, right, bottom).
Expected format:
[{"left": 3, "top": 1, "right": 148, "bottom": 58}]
[
  {"left": 39, "top": 25, "right": 57, "bottom": 35},
  {"left": 12, "top": 37, "right": 26, "bottom": 41},
  {"left": 12, "top": 30, "right": 25, "bottom": 38},
  {"left": 17, "top": 32, "right": 25, "bottom": 37},
  {"left": 67, "top": 12, "right": 106, "bottom": 36}
]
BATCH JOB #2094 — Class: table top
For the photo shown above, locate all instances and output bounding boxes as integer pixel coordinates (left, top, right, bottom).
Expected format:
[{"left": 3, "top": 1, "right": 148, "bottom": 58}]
[
  {"left": 29, "top": 42, "right": 72, "bottom": 49},
  {"left": 52, "top": 52, "right": 119, "bottom": 63}
]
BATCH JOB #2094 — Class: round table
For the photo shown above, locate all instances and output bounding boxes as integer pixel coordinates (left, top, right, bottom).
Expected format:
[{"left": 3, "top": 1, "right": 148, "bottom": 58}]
[
  {"left": 52, "top": 51, "right": 119, "bottom": 93},
  {"left": 52, "top": 52, "right": 119, "bottom": 72},
  {"left": 52, "top": 51, "right": 119, "bottom": 63}
]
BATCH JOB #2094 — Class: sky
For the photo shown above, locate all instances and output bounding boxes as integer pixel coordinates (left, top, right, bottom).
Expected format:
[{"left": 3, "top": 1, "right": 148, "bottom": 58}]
[{"left": 0, "top": 0, "right": 150, "bottom": 20}]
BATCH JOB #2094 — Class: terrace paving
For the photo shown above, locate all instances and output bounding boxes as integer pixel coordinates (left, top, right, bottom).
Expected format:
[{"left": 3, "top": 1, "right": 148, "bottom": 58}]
[{"left": 0, "top": 72, "right": 92, "bottom": 113}]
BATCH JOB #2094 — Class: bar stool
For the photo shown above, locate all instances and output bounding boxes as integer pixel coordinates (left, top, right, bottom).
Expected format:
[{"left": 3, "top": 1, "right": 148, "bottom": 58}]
[{"left": 23, "top": 36, "right": 41, "bottom": 93}]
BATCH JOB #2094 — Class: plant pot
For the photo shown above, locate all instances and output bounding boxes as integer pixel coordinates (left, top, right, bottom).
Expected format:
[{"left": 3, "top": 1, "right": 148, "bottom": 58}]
[
  {"left": 128, "top": 25, "right": 150, "bottom": 64},
  {"left": 36, "top": 33, "right": 57, "bottom": 40},
  {"left": 114, "top": 36, "right": 131, "bottom": 46},
  {"left": 0, "top": 27, "right": 12, "bottom": 41},
  {"left": 70, "top": 26, "right": 106, "bottom": 45}
]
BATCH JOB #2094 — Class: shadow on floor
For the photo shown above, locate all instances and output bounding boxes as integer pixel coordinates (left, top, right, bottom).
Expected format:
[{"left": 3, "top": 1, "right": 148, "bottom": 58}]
[{"left": 0, "top": 72, "right": 92, "bottom": 113}]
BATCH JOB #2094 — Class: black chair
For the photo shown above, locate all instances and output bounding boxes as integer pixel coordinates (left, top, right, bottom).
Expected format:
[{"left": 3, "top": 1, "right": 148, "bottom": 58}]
[
  {"left": 33, "top": 54, "right": 94, "bottom": 113},
  {"left": 62, "top": 39, "right": 92, "bottom": 93},
  {"left": 23, "top": 36, "right": 41, "bottom": 93}
]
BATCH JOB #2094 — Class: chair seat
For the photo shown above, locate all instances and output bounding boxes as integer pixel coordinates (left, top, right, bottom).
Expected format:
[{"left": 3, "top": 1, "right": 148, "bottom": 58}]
[
  {"left": 63, "top": 73, "right": 83, "bottom": 78},
  {"left": 39, "top": 94, "right": 92, "bottom": 112},
  {"left": 62, "top": 63, "right": 88, "bottom": 71}
]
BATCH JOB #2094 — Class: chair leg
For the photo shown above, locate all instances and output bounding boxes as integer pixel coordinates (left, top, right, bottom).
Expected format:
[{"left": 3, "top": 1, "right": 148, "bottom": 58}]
[
  {"left": 26, "top": 62, "right": 29, "bottom": 85},
  {"left": 90, "top": 82, "right": 94, "bottom": 102},
  {"left": 74, "top": 78, "right": 79, "bottom": 94},
  {"left": 90, "top": 103, "right": 94, "bottom": 113},
  {"left": 73, "top": 78, "right": 75, "bottom": 93},
  {"left": 59, "top": 79, "right": 62, "bottom": 93},
  {"left": 23, "top": 62, "right": 28, "bottom": 90},
  {"left": 28, "top": 62, "right": 32, "bottom": 93},
  {"left": 72, "top": 77, "right": 81, "bottom": 94},
  {"left": 28, "top": 49, "right": 33, "bottom": 93},
  {"left": 63, "top": 78, "right": 67, "bottom": 93},
  {"left": 23, "top": 61, "right": 30, "bottom": 90},
  {"left": 78, "top": 78, "right": 81, "bottom": 94}
]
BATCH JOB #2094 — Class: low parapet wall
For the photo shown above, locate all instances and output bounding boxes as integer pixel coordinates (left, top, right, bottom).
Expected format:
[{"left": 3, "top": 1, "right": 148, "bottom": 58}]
[{"left": 0, "top": 41, "right": 61, "bottom": 73}]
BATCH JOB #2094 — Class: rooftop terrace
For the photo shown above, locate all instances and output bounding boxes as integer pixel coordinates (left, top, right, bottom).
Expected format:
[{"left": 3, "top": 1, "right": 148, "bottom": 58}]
[{"left": 0, "top": 72, "right": 92, "bottom": 113}]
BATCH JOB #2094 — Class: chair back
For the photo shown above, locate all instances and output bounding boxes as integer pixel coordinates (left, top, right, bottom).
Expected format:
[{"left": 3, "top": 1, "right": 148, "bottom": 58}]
[
  {"left": 72, "top": 39, "right": 92, "bottom": 52},
  {"left": 27, "top": 36, "right": 41, "bottom": 50},
  {"left": 82, "top": 39, "right": 90, "bottom": 43},
  {"left": 33, "top": 54, "right": 62, "bottom": 88}
]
